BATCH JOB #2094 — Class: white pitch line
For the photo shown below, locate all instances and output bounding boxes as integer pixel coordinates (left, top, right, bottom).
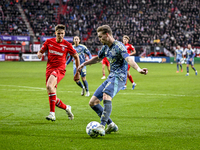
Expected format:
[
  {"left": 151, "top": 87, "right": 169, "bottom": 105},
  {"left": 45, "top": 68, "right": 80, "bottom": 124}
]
[
  {"left": 119, "top": 92, "right": 187, "bottom": 97},
  {"left": 0, "top": 85, "right": 46, "bottom": 90},
  {"left": 0, "top": 84, "right": 199, "bottom": 97}
]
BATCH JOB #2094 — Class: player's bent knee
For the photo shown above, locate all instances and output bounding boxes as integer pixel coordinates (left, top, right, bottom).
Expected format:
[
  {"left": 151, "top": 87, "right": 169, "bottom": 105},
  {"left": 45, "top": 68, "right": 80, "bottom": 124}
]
[
  {"left": 46, "top": 84, "right": 55, "bottom": 92},
  {"left": 89, "top": 100, "right": 98, "bottom": 107},
  {"left": 103, "top": 93, "right": 112, "bottom": 100},
  {"left": 89, "top": 101, "right": 94, "bottom": 107},
  {"left": 89, "top": 96, "right": 101, "bottom": 107},
  {"left": 89, "top": 100, "right": 99, "bottom": 107}
]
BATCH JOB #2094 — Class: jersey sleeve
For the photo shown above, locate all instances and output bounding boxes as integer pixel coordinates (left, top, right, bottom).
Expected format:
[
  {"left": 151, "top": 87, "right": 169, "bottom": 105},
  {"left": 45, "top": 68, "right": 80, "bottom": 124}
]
[
  {"left": 84, "top": 47, "right": 92, "bottom": 59},
  {"left": 98, "top": 46, "right": 106, "bottom": 59},
  {"left": 192, "top": 51, "right": 195, "bottom": 58},
  {"left": 67, "top": 43, "right": 77, "bottom": 55},
  {"left": 120, "top": 44, "right": 129, "bottom": 59},
  {"left": 186, "top": 50, "right": 188, "bottom": 58},
  {"left": 40, "top": 39, "right": 49, "bottom": 53}
]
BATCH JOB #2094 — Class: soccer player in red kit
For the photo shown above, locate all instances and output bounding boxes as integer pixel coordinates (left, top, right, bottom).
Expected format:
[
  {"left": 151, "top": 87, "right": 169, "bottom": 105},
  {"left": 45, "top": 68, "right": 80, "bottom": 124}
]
[
  {"left": 122, "top": 35, "right": 136, "bottom": 90},
  {"left": 101, "top": 57, "right": 110, "bottom": 79},
  {"left": 37, "top": 24, "right": 80, "bottom": 121}
]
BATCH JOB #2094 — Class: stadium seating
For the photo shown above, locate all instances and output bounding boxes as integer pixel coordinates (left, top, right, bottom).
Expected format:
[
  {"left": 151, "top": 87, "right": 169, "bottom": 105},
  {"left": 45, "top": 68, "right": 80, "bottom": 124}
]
[
  {"left": 0, "top": 0, "right": 29, "bottom": 36},
  {"left": 1, "top": 0, "right": 200, "bottom": 54},
  {"left": 58, "top": 0, "right": 200, "bottom": 54}
]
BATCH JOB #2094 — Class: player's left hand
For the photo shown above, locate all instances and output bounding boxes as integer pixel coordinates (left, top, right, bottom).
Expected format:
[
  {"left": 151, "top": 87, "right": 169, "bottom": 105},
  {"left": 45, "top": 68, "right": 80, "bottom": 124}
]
[
  {"left": 139, "top": 68, "right": 148, "bottom": 75},
  {"left": 74, "top": 71, "right": 80, "bottom": 81}
]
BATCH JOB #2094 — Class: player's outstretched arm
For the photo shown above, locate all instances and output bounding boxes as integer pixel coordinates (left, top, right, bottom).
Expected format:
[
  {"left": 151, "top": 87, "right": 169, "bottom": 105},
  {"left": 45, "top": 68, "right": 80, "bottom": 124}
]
[
  {"left": 125, "top": 56, "right": 148, "bottom": 75},
  {"left": 73, "top": 53, "right": 80, "bottom": 81},
  {"left": 78, "top": 56, "right": 102, "bottom": 72}
]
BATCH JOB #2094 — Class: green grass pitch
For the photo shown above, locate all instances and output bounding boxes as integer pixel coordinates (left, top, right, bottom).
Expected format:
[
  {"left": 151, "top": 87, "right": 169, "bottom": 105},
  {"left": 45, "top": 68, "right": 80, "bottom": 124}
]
[{"left": 0, "top": 61, "right": 200, "bottom": 150}]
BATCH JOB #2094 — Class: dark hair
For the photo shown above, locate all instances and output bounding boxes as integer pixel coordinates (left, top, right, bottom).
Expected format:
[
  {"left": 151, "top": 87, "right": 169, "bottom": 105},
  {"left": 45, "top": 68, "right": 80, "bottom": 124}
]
[
  {"left": 97, "top": 25, "right": 112, "bottom": 35},
  {"left": 73, "top": 36, "right": 80, "bottom": 40},
  {"left": 55, "top": 24, "right": 65, "bottom": 31}
]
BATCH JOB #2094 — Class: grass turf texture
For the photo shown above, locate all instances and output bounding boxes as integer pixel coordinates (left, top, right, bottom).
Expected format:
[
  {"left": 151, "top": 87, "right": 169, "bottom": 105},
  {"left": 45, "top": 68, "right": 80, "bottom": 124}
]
[{"left": 0, "top": 61, "right": 200, "bottom": 150}]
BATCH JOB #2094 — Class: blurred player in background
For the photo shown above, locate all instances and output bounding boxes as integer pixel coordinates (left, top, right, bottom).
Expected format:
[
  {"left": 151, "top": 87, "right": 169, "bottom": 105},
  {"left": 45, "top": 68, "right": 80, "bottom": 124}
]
[
  {"left": 174, "top": 45, "right": 184, "bottom": 73},
  {"left": 121, "top": 35, "right": 137, "bottom": 90},
  {"left": 66, "top": 36, "right": 92, "bottom": 96},
  {"left": 185, "top": 44, "right": 198, "bottom": 76},
  {"left": 101, "top": 57, "right": 110, "bottom": 79},
  {"left": 37, "top": 24, "right": 80, "bottom": 121},
  {"left": 78, "top": 25, "right": 148, "bottom": 136}
]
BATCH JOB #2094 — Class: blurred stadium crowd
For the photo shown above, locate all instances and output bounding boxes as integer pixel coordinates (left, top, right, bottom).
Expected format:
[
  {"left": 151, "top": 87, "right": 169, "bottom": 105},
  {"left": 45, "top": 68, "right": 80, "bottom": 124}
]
[{"left": 0, "top": 0, "right": 200, "bottom": 54}]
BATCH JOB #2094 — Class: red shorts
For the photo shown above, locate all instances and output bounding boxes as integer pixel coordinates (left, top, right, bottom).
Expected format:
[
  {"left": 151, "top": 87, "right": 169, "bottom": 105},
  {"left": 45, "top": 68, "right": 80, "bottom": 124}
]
[
  {"left": 128, "top": 64, "right": 131, "bottom": 71},
  {"left": 102, "top": 57, "right": 110, "bottom": 66},
  {"left": 46, "top": 69, "right": 66, "bottom": 87}
]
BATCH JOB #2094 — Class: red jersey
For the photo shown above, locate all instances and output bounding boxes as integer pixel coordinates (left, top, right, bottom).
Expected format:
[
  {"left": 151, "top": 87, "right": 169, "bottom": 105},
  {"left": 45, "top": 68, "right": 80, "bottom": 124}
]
[
  {"left": 125, "top": 43, "right": 135, "bottom": 54},
  {"left": 41, "top": 38, "right": 77, "bottom": 71}
]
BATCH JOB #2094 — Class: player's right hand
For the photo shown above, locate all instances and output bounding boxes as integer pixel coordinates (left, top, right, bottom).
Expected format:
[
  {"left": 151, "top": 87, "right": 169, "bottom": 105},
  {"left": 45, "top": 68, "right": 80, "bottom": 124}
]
[
  {"left": 77, "top": 64, "right": 84, "bottom": 73},
  {"left": 140, "top": 68, "right": 148, "bottom": 75}
]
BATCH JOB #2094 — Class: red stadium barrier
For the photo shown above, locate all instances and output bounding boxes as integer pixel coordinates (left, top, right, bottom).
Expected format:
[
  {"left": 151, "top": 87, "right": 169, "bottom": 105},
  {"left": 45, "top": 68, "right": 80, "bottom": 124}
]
[
  {"left": 0, "top": 45, "right": 22, "bottom": 53},
  {"left": 5, "top": 54, "right": 20, "bottom": 61}
]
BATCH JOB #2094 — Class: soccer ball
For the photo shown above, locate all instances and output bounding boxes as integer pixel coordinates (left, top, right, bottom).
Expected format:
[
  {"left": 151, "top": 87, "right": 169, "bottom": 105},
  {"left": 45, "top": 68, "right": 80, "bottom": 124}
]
[{"left": 86, "top": 121, "right": 100, "bottom": 138}]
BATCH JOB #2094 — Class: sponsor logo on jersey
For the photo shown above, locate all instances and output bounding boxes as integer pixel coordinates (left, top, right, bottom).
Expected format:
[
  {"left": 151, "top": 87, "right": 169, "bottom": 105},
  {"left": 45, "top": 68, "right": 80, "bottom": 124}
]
[
  {"left": 49, "top": 50, "right": 63, "bottom": 56},
  {"left": 60, "top": 44, "right": 68, "bottom": 48}
]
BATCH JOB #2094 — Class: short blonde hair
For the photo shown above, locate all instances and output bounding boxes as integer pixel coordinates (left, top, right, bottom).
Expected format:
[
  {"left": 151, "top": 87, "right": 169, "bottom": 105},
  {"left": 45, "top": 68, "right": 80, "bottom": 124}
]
[
  {"left": 55, "top": 24, "right": 65, "bottom": 31},
  {"left": 123, "top": 35, "right": 130, "bottom": 40},
  {"left": 97, "top": 25, "right": 112, "bottom": 35}
]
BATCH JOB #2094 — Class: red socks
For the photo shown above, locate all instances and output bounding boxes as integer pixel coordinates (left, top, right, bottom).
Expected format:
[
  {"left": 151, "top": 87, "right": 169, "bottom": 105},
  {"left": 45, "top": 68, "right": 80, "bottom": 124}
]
[
  {"left": 48, "top": 93, "right": 56, "bottom": 112},
  {"left": 48, "top": 93, "right": 67, "bottom": 112},
  {"left": 56, "top": 98, "right": 67, "bottom": 110},
  {"left": 128, "top": 75, "right": 134, "bottom": 83}
]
